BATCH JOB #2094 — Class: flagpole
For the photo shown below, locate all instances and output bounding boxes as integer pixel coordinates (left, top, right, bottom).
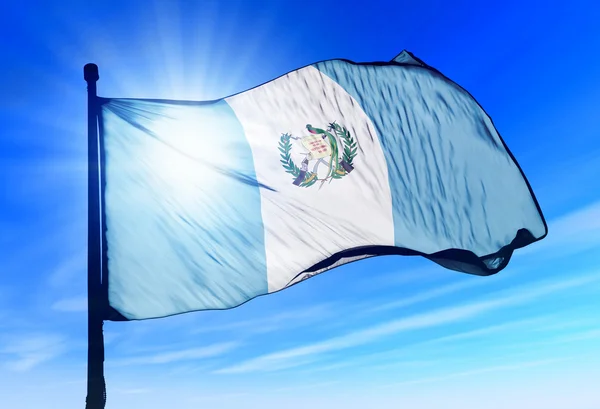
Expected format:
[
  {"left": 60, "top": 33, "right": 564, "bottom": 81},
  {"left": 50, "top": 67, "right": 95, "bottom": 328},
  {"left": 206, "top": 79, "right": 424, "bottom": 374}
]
[{"left": 84, "top": 63, "right": 106, "bottom": 409}]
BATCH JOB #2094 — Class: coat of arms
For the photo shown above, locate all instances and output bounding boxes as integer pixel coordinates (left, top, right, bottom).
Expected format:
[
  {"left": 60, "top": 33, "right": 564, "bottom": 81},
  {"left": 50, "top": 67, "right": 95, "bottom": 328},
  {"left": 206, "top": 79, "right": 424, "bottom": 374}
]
[{"left": 279, "top": 122, "right": 358, "bottom": 188}]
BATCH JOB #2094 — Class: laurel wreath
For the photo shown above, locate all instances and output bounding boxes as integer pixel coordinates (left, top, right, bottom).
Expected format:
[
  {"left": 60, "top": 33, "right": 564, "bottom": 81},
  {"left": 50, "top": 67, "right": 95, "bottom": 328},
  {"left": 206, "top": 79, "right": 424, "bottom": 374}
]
[
  {"left": 329, "top": 122, "right": 358, "bottom": 179},
  {"left": 278, "top": 123, "right": 357, "bottom": 187}
]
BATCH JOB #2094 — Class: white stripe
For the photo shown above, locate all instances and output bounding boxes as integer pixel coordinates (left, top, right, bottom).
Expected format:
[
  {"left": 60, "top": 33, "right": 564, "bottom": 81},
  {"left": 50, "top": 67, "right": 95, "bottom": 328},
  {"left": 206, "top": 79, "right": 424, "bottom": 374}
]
[{"left": 227, "top": 66, "right": 394, "bottom": 292}]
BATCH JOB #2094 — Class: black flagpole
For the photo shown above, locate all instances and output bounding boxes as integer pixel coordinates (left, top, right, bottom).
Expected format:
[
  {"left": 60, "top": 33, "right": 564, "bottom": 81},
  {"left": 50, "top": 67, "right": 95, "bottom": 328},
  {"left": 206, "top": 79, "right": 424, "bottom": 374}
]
[{"left": 84, "top": 63, "right": 106, "bottom": 409}]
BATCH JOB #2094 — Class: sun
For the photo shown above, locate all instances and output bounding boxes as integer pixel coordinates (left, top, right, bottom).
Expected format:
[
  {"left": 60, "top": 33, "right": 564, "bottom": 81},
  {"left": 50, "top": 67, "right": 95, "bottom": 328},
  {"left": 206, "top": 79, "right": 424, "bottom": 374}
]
[{"left": 141, "top": 103, "right": 232, "bottom": 204}]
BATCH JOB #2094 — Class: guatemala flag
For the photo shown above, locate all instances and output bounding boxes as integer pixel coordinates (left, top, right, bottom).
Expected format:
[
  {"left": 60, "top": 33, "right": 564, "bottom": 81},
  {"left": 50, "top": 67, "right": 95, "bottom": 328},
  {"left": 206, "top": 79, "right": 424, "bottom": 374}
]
[{"left": 98, "top": 51, "right": 547, "bottom": 320}]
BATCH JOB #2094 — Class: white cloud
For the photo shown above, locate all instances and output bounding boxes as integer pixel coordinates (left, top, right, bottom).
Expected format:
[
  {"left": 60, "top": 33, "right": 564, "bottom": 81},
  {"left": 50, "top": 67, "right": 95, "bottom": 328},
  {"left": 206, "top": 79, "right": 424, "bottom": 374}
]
[
  {"left": 214, "top": 273, "right": 600, "bottom": 374},
  {"left": 270, "top": 380, "right": 342, "bottom": 393},
  {"left": 47, "top": 251, "right": 87, "bottom": 288},
  {"left": 361, "top": 265, "right": 443, "bottom": 290},
  {"left": 111, "top": 342, "right": 239, "bottom": 366},
  {"left": 367, "top": 279, "right": 492, "bottom": 313},
  {"left": 517, "top": 199, "right": 600, "bottom": 258},
  {"left": 300, "top": 316, "right": 551, "bottom": 375},
  {"left": 192, "top": 303, "right": 336, "bottom": 335},
  {"left": 419, "top": 316, "right": 551, "bottom": 346},
  {"left": 514, "top": 328, "right": 600, "bottom": 349},
  {"left": 103, "top": 331, "right": 120, "bottom": 345},
  {"left": 0, "top": 333, "right": 67, "bottom": 372},
  {"left": 114, "top": 388, "right": 152, "bottom": 395},
  {"left": 51, "top": 295, "right": 87, "bottom": 312},
  {"left": 384, "top": 358, "right": 564, "bottom": 387},
  {"left": 552, "top": 328, "right": 600, "bottom": 343},
  {"left": 530, "top": 316, "right": 600, "bottom": 332}
]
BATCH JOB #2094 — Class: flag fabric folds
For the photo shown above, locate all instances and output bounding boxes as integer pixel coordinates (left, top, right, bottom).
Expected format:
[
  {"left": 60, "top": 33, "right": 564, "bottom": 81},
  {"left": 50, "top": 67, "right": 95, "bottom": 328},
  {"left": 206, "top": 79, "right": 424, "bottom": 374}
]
[{"left": 98, "top": 50, "right": 547, "bottom": 321}]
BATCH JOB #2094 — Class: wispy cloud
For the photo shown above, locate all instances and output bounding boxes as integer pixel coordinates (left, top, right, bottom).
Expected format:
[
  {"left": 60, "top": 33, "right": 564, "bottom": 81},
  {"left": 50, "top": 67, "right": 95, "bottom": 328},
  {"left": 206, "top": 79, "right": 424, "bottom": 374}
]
[
  {"left": 537, "top": 319, "right": 600, "bottom": 334},
  {"left": 0, "top": 286, "right": 13, "bottom": 323},
  {"left": 0, "top": 333, "right": 67, "bottom": 372},
  {"left": 360, "top": 265, "right": 443, "bottom": 290},
  {"left": 192, "top": 303, "right": 336, "bottom": 335},
  {"left": 214, "top": 273, "right": 600, "bottom": 374},
  {"left": 51, "top": 295, "right": 87, "bottom": 312},
  {"left": 187, "top": 392, "right": 254, "bottom": 404},
  {"left": 517, "top": 199, "right": 600, "bottom": 258},
  {"left": 384, "top": 358, "right": 564, "bottom": 387},
  {"left": 303, "top": 315, "right": 599, "bottom": 378},
  {"left": 509, "top": 328, "right": 600, "bottom": 350},
  {"left": 270, "top": 380, "right": 342, "bottom": 393},
  {"left": 367, "top": 279, "right": 491, "bottom": 313},
  {"left": 111, "top": 341, "right": 239, "bottom": 366},
  {"left": 114, "top": 388, "right": 152, "bottom": 395},
  {"left": 47, "top": 251, "right": 87, "bottom": 288},
  {"left": 551, "top": 328, "right": 600, "bottom": 343},
  {"left": 103, "top": 331, "right": 120, "bottom": 345},
  {"left": 299, "top": 316, "right": 549, "bottom": 375},
  {"left": 418, "top": 316, "right": 551, "bottom": 346},
  {"left": 46, "top": 379, "right": 86, "bottom": 388}
]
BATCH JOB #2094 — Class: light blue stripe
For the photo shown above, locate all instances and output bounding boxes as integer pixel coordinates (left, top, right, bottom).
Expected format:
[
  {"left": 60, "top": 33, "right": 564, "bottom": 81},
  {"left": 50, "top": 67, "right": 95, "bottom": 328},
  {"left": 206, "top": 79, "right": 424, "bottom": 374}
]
[
  {"left": 102, "top": 98, "right": 267, "bottom": 319},
  {"left": 314, "top": 60, "right": 544, "bottom": 255},
  {"left": 313, "top": 61, "right": 445, "bottom": 248}
]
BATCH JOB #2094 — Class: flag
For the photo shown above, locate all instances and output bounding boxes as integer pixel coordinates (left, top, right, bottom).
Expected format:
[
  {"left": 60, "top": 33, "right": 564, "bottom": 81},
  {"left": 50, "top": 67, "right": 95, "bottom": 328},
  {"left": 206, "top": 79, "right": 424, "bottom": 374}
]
[{"left": 98, "top": 51, "right": 547, "bottom": 321}]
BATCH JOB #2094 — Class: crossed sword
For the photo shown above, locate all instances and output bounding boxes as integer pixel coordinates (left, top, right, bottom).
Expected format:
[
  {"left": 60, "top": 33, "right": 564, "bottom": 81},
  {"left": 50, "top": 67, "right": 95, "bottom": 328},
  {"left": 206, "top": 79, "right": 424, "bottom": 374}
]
[{"left": 289, "top": 134, "right": 353, "bottom": 187}]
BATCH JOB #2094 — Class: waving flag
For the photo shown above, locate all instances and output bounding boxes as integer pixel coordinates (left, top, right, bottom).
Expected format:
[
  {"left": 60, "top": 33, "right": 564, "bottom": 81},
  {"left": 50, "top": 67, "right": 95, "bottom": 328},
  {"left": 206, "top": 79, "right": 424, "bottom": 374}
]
[{"left": 97, "top": 51, "right": 547, "bottom": 321}]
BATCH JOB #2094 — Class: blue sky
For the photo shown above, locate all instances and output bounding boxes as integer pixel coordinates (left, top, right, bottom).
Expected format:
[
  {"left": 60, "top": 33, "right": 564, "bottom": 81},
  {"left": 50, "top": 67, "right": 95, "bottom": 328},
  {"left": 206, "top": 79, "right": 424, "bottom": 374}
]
[{"left": 1, "top": 1, "right": 600, "bottom": 408}]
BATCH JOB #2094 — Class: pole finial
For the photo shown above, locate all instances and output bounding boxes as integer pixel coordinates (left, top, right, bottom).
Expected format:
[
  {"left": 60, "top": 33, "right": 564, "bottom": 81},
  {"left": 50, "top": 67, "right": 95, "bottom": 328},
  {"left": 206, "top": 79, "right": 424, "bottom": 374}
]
[{"left": 84, "top": 63, "right": 99, "bottom": 82}]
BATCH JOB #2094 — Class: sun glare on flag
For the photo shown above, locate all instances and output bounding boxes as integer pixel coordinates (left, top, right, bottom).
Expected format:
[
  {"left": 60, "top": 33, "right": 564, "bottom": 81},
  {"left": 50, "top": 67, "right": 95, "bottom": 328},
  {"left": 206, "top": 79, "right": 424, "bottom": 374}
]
[{"left": 141, "top": 104, "right": 235, "bottom": 202}]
